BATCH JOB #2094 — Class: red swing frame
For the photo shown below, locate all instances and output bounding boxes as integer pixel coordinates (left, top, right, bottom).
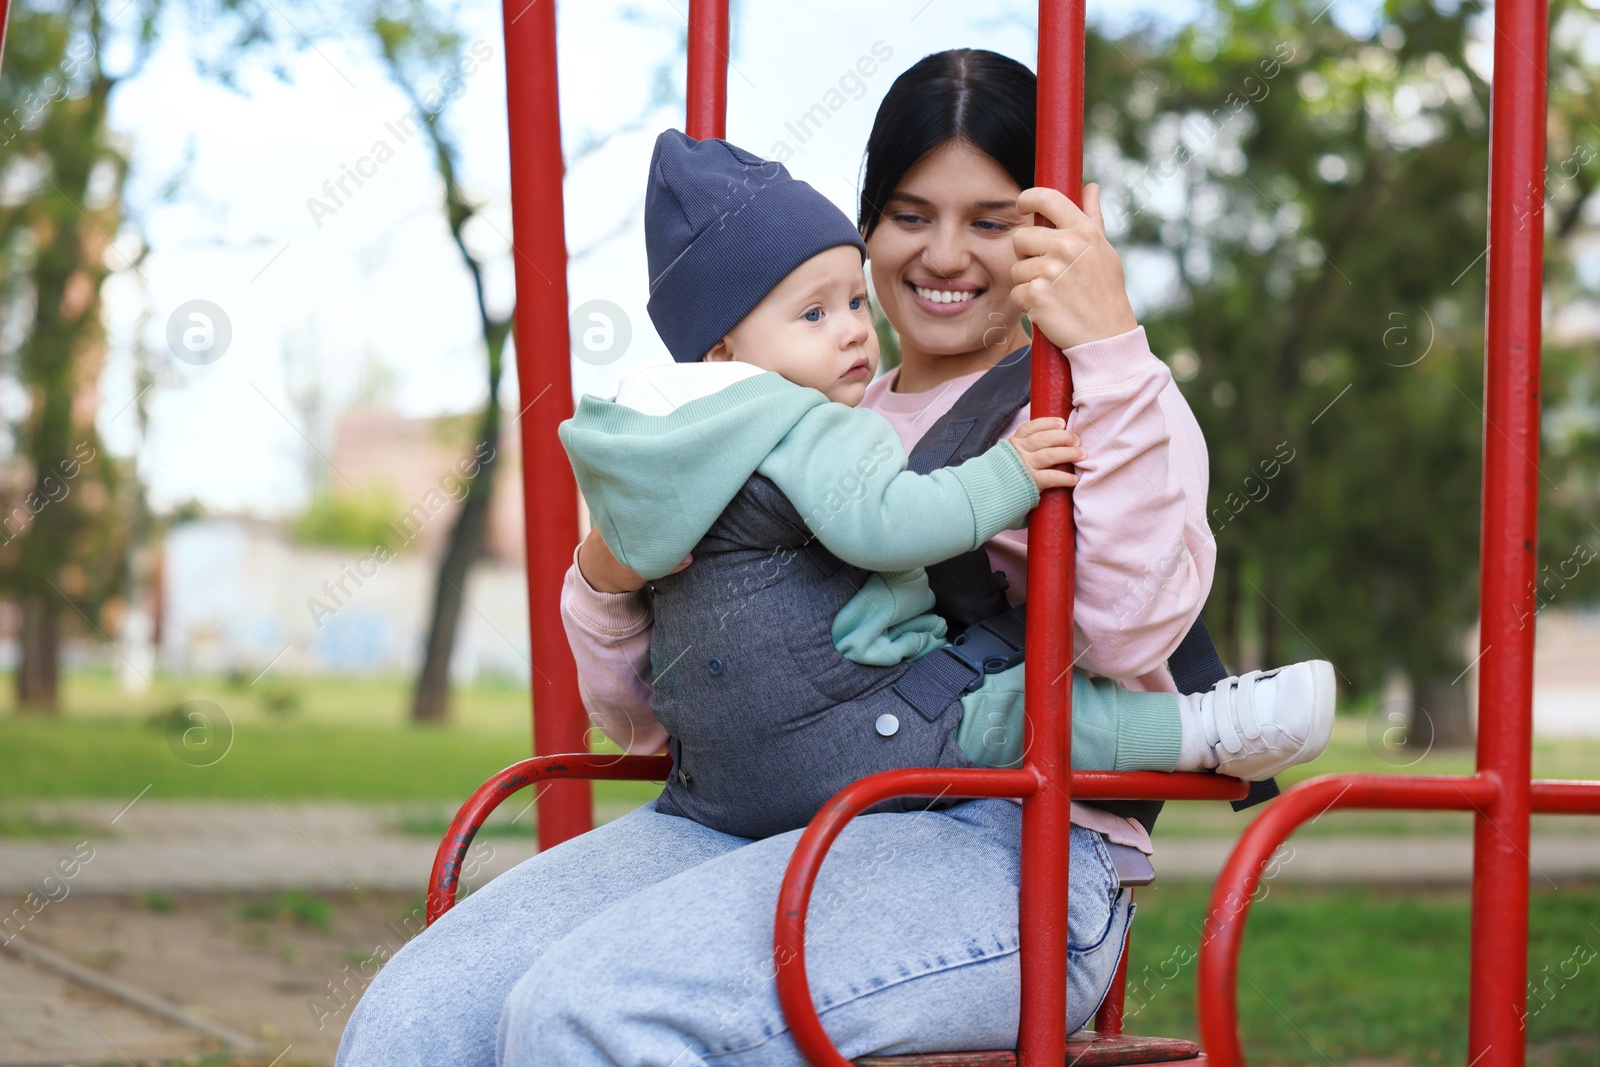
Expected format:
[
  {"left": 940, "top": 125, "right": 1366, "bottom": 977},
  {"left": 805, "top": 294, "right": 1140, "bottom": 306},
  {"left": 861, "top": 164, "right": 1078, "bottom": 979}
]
[
  {"left": 0, "top": 0, "right": 1586, "bottom": 1059},
  {"left": 466, "top": 0, "right": 1600, "bottom": 1063},
  {"left": 452, "top": 0, "right": 1600, "bottom": 1062}
]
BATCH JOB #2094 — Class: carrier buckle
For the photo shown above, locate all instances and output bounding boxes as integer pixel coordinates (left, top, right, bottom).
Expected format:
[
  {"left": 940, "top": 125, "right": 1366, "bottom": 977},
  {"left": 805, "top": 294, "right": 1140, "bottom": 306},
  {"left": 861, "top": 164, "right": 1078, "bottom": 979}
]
[{"left": 943, "top": 621, "right": 1025, "bottom": 693}]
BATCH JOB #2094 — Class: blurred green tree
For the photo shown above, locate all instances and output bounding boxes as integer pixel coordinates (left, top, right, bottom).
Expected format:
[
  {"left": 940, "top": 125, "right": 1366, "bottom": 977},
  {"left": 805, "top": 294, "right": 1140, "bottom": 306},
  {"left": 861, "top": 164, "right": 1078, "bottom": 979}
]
[
  {"left": 1084, "top": 0, "right": 1600, "bottom": 745},
  {"left": 0, "top": 0, "right": 155, "bottom": 711}
]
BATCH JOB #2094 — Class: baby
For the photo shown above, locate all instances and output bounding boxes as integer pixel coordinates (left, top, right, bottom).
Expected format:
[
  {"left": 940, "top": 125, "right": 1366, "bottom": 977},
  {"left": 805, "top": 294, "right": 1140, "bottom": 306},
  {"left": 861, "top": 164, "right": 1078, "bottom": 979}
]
[{"left": 558, "top": 129, "right": 1335, "bottom": 840}]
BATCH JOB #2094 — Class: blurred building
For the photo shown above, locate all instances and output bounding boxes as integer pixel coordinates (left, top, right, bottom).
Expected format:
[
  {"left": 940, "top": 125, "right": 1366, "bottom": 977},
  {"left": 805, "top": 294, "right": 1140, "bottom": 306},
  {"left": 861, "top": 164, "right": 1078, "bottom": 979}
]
[
  {"left": 330, "top": 407, "right": 527, "bottom": 565},
  {"left": 158, "top": 516, "right": 531, "bottom": 679},
  {"left": 156, "top": 407, "right": 535, "bottom": 679},
  {"left": 1526, "top": 608, "right": 1600, "bottom": 739}
]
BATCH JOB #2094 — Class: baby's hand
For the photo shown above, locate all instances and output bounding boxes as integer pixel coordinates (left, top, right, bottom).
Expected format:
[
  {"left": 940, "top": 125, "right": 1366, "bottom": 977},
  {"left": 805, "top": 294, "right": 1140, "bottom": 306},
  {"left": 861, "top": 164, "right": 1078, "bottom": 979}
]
[{"left": 1006, "top": 417, "right": 1085, "bottom": 491}]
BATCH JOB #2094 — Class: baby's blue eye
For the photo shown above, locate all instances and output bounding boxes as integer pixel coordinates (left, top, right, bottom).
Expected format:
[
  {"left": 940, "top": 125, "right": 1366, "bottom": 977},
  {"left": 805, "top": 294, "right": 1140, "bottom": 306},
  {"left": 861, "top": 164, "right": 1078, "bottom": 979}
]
[
  {"left": 850, "top": 295, "right": 868, "bottom": 311},
  {"left": 803, "top": 307, "right": 823, "bottom": 322}
]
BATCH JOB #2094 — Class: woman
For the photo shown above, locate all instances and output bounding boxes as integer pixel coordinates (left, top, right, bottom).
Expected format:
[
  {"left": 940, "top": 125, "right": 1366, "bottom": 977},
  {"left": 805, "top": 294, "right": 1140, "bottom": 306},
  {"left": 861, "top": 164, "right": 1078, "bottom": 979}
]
[{"left": 336, "top": 48, "right": 1212, "bottom": 1067}]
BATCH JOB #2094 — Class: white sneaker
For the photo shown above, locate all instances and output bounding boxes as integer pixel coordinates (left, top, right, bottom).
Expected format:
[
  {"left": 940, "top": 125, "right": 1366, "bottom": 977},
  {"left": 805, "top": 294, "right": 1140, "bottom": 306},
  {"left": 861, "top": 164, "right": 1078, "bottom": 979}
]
[{"left": 1181, "top": 660, "right": 1336, "bottom": 781}]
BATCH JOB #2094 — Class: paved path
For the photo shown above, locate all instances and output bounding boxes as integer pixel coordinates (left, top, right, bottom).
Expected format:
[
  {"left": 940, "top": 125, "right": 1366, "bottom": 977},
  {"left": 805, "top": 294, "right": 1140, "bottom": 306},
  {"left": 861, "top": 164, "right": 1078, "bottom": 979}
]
[
  {"left": 4, "top": 799, "right": 1600, "bottom": 895},
  {"left": 0, "top": 949, "right": 205, "bottom": 1067},
  {"left": 0, "top": 798, "right": 642, "bottom": 896}
]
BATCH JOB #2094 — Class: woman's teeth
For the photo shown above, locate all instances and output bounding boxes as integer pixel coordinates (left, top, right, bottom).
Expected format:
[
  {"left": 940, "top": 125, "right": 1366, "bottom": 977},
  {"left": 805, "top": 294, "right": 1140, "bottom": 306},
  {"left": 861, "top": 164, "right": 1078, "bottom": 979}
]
[{"left": 912, "top": 285, "right": 979, "bottom": 304}]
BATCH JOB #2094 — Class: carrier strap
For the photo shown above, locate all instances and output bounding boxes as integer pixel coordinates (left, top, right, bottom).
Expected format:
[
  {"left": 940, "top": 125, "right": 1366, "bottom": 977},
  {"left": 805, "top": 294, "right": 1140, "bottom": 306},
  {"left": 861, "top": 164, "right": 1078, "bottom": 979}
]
[{"left": 891, "top": 604, "right": 1027, "bottom": 722}]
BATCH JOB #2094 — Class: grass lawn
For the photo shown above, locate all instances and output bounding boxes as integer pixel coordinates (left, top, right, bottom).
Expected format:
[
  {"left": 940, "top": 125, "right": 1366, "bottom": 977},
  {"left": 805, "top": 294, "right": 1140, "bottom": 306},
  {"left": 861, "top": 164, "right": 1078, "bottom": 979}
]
[
  {"left": 2, "top": 670, "right": 1597, "bottom": 826},
  {"left": 0, "top": 668, "right": 662, "bottom": 807},
  {"left": 1121, "top": 880, "right": 1600, "bottom": 1066}
]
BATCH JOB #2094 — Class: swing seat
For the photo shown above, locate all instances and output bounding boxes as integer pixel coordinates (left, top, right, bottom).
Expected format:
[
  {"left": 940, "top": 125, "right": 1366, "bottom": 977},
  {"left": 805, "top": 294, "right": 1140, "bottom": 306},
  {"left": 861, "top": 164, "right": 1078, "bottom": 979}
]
[{"left": 854, "top": 1033, "right": 1202, "bottom": 1065}]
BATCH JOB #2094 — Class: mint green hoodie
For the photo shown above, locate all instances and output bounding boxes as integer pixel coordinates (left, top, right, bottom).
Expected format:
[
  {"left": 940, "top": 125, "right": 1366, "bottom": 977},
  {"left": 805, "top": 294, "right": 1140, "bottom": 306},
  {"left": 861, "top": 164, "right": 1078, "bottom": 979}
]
[{"left": 558, "top": 363, "right": 1041, "bottom": 667}]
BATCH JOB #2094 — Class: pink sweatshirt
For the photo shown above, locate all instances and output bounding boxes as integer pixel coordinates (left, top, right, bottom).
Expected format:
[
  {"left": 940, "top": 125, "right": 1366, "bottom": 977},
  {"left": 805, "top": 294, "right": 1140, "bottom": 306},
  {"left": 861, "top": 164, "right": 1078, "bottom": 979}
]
[{"left": 559, "top": 326, "right": 1216, "bottom": 850}]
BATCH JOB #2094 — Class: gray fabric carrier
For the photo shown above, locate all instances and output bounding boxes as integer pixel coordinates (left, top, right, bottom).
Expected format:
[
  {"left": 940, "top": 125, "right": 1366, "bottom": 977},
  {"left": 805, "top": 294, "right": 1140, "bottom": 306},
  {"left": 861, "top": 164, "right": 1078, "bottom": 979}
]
[
  {"left": 648, "top": 473, "right": 981, "bottom": 840},
  {"left": 646, "top": 343, "right": 1273, "bottom": 840}
]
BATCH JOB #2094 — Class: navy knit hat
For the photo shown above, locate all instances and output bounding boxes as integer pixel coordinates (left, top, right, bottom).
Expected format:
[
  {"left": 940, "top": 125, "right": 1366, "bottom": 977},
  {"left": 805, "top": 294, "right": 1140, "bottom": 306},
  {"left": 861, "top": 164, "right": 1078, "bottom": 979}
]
[{"left": 645, "top": 129, "right": 868, "bottom": 363}]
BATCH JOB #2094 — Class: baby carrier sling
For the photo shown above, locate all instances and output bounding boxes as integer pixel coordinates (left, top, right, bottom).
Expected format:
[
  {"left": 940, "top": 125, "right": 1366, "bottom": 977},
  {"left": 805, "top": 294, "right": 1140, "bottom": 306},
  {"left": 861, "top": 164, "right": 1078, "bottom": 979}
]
[
  {"left": 898, "top": 344, "right": 1279, "bottom": 831},
  {"left": 647, "top": 472, "right": 989, "bottom": 840},
  {"left": 645, "top": 346, "right": 1275, "bottom": 840}
]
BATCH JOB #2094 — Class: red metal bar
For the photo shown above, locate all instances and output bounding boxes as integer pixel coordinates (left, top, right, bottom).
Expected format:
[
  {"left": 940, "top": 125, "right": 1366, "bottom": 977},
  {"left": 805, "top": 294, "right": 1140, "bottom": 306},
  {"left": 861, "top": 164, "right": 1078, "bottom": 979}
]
[
  {"left": 686, "top": 0, "right": 729, "bottom": 139},
  {"left": 1196, "top": 773, "right": 1500, "bottom": 1064},
  {"left": 1019, "top": 0, "right": 1087, "bottom": 1061},
  {"left": 1468, "top": 0, "right": 1549, "bottom": 1054},
  {"left": 500, "top": 0, "right": 591, "bottom": 850},
  {"left": 1529, "top": 779, "right": 1600, "bottom": 814},
  {"left": 427, "top": 753, "right": 673, "bottom": 924},
  {"left": 0, "top": 0, "right": 11, "bottom": 79}
]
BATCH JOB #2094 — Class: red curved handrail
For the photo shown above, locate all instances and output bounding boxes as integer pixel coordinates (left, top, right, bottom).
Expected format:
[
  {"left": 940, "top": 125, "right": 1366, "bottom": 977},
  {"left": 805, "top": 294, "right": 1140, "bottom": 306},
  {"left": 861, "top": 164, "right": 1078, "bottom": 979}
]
[
  {"left": 1192, "top": 773, "right": 1497, "bottom": 1065},
  {"left": 426, "top": 753, "right": 672, "bottom": 925},
  {"left": 1193, "top": 774, "right": 1600, "bottom": 1066},
  {"left": 774, "top": 766, "right": 1250, "bottom": 1067}
]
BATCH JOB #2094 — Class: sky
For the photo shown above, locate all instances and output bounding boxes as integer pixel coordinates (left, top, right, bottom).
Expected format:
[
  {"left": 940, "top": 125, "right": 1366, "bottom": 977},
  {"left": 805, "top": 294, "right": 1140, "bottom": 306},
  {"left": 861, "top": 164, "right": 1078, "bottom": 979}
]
[{"left": 85, "top": 0, "right": 1388, "bottom": 517}]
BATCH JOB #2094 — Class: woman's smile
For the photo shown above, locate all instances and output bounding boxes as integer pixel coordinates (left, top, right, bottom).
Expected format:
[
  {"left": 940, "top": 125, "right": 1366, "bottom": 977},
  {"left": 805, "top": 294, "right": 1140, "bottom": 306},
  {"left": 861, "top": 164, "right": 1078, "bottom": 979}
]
[{"left": 906, "top": 279, "right": 986, "bottom": 316}]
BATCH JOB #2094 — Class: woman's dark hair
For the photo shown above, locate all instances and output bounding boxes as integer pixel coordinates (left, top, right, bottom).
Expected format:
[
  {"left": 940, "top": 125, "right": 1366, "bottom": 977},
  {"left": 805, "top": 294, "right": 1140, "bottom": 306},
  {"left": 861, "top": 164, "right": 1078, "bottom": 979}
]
[{"left": 857, "top": 49, "right": 1037, "bottom": 240}]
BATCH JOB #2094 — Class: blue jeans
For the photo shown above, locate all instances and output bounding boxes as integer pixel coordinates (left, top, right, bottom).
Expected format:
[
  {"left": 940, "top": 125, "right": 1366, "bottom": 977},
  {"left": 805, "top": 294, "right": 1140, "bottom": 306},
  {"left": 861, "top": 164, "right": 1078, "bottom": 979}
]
[{"left": 336, "top": 796, "right": 1132, "bottom": 1066}]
